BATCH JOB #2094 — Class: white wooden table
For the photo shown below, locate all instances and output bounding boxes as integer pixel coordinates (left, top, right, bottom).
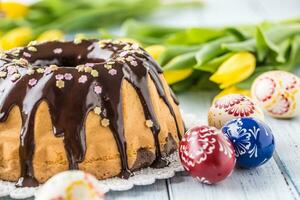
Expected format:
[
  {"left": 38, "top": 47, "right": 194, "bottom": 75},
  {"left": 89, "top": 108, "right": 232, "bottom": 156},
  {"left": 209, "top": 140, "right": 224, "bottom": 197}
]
[{"left": 2, "top": 0, "right": 300, "bottom": 199}]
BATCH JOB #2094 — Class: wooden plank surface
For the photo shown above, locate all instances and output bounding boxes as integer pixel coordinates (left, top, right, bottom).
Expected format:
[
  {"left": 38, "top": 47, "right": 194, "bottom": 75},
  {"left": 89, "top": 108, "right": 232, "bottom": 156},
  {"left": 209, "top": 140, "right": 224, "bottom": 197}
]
[
  {"left": 266, "top": 117, "right": 300, "bottom": 196},
  {"left": 169, "top": 166, "right": 297, "bottom": 200},
  {"left": 105, "top": 180, "right": 169, "bottom": 200}
]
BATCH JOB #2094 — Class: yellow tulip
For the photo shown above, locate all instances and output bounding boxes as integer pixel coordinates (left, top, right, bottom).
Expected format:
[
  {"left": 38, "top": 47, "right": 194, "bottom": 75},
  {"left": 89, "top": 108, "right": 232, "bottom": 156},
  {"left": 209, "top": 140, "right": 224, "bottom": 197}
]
[
  {"left": 0, "top": 27, "right": 33, "bottom": 50},
  {"left": 37, "top": 29, "right": 65, "bottom": 42},
  {"left": 0, "top": 2, "right": 28, "bottom": 18},
  {"left": 163, "top": 69, "right": 193, "bottom": 85},
  {"left": 212, "top": 86, "right": 251, "bottom": 103},
  {"left": 73, "top": 33, "right": 87, "bottom": 43},
  {"left": 210, "top": 52, "right": 256, "bottom": 89},
  {"left": 145, "top": 45, "right": 166, "bottom": 60}
]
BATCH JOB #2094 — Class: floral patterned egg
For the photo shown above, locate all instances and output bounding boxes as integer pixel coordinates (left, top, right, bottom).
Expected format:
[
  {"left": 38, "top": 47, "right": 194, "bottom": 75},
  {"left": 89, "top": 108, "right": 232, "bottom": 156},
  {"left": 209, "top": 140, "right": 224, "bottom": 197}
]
[
  {"left": 35, "top": 170, "right": 104, "bottom": 200},
  {"left": 222, "top": 117, "right": 275, "bottom": 169},
  {"left": 208, "top": 94, "right": 264, "bottom": 129},
  {"left": 251, "top": 70, "right": 300, "bottom": 118},
  {"left": 179, "top": 125, "right": 236, "bottom": 184}
]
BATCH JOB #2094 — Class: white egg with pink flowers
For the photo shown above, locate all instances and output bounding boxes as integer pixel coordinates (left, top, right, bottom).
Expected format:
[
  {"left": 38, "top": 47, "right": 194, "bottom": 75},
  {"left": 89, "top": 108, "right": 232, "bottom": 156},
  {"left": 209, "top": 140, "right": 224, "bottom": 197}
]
[{"left": 251, "top": 70, "right": 300, "bottom": 118}]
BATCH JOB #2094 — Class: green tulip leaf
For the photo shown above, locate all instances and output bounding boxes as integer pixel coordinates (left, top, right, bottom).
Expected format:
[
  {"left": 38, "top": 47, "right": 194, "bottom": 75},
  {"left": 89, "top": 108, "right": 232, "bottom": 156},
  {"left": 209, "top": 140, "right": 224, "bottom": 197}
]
[
  {"left": 195, "top": 36, "right": 235, "bottom": 65},
  {"left": 163, "top": 52, "right": 197, "bottom": 71},
  {"left": 194, "top": 53, "right": 233, "bottom": 73},
  {"left": 166, "top": 27, "right": 225, "bottom": 45}
]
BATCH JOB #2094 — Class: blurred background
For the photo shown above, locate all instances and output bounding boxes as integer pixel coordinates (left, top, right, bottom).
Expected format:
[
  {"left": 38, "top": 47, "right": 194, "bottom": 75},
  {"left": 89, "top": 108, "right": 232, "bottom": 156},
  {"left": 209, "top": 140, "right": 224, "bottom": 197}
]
[{"left": 1, "top": 0, "right": 300, "bottom": 96}]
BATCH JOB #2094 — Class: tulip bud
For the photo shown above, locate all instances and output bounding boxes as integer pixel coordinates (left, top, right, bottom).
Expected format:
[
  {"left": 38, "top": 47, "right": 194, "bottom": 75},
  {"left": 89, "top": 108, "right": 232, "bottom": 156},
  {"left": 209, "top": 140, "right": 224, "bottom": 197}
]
[
  {"left": 37, "top": 30, "right": 65, "bottom": 42},
  {"left": 163, "top": 69, "right": 193, "bottom": 85},
  {"left": 145, "top": 45, "right": 166, "bottom": 60},
  {"left": 210, "top": 52, "right": 256, "bottom": 89},
  {"left": 0, "top": 2, "right": 28, "bottom": 19},
  {"left": 212, "top": 86, "right": 251, "bottom": 103},
  {"left": 0, "top": 27, "right": 33, "bottom": 50}
]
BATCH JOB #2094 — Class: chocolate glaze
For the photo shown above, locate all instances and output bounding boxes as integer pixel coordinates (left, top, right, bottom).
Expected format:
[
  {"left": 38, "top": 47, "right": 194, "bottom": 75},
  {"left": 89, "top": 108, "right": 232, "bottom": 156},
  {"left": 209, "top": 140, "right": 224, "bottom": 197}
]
[{"left": 0, "top": 40, "right": 182, "bottom": 187}]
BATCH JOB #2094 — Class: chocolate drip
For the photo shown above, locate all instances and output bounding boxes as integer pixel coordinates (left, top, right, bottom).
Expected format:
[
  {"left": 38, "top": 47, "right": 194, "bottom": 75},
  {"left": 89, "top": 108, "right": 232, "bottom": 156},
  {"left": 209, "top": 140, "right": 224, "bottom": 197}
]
[
  {"left": 123, "top": 62, "right": 166, "bottom": 167},
  {"left": 169, "top": 88, "right": 179, "bottom": 105},
  {"left": 0, "top": 40, "right": 182, "bottom": 186},
  {"left": 96, "top": 65, "right": 131, "bottom": 178},
  {"left": 16, "top": 104, "right": 39, "bottom": 187}
]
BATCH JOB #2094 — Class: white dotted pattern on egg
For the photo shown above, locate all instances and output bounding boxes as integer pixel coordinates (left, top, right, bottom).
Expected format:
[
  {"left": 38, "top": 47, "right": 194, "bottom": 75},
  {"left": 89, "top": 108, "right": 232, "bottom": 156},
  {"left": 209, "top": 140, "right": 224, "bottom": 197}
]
[
  {"left": 208, "top": 94, "right": 264, "bottom": 129},
  {"left": 251, "top": 71, "right": 300, "bottom": 118}
]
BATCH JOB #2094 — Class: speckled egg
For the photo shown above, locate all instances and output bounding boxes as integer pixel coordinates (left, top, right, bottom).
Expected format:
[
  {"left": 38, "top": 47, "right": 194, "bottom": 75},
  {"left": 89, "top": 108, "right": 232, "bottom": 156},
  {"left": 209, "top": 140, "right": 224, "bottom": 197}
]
[
  {"left": 251, "top": 70, "right": 300, "bottom": 118},
  {"left": 222, "top": 117, "right": 275, "bottom": 169},
  {"left": 179, "top": 125, "right": 236, "bottom": 184},
  {"left": 35, "top": 170, "right": 104, "bottom": 200},
  {"left": 208, "top": 94, "right": 264, "bottom": 129}
]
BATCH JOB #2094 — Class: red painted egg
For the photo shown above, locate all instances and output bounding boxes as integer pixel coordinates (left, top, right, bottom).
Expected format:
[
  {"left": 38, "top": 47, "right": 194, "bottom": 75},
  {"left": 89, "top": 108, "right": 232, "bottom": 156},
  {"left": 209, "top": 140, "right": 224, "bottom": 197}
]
[{"left": 179, "top": 125, "right": 236, "bottom": 184}]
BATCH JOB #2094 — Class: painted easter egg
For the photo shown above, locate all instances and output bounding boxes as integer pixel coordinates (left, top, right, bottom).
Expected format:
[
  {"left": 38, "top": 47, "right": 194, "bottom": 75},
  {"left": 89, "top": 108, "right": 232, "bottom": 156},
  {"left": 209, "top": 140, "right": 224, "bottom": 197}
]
[
  {"left": 179, "top": 125, "right": 236, "bottom": 184},
  {"left": 222, "top": 117, "right": 275, "bottom": 169},
  {"left": 251, "top": 70, "right": 300, "bottom": 118},
  {"left": 35, "top": 170, "right": 104, "bottom": 200},
  {"left": 208, "top": 94, "right": 264, "bottom": 129}
]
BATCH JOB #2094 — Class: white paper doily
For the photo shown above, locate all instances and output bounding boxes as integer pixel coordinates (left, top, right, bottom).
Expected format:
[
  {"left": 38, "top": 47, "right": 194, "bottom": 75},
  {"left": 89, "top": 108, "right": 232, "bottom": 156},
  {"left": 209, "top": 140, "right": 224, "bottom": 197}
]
[
  {"left": 0, "top": 153, "right": 184, "bottom": 199},
  {"left": 0, "top": 112, "right": 197, "bottom": 199}
]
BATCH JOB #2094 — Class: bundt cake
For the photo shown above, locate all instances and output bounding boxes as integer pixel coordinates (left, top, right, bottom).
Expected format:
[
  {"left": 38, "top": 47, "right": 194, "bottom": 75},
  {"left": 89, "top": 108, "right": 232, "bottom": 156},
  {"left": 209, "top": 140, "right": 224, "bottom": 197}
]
[{"left": 0, "top": 39, "right": 184, "bottom": 187}]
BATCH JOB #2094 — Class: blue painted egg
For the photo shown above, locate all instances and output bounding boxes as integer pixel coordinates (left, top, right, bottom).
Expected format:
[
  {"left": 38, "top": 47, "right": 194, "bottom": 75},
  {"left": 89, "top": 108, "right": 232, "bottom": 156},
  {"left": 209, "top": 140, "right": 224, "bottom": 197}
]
[{"left": 221, "top": 117, "right": 275, "bottom": 169}]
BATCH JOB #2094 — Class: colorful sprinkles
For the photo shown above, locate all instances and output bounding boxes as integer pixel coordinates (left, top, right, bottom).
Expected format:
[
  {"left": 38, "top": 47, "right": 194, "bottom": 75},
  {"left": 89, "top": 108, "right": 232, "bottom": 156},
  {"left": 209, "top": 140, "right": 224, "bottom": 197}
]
[
  {"left": 27, "top": 68, "right": 35, "bottom": 75},
  {"left": 53, "top": 48, "right": 63, "bottom": 54},
  {"left": 0, "top": 52, "right": 7, "bottom": 59},
  {"left": 94, "top": 85, "right": 102, "bottom": 94},
  {"left": 23, "top": 52, "right": 31, "bottom": 58},
  {"left": 7, "top": 66, "right": 17, "bottom": 75},
  {"left": 101, "top": 118, "right": 110, "bottom": 127},
  {"left": 76, "top": 65, "right": 85, "bottom": 72},
  {"left": 93, "top": 106, "right": 101, "bottom": 115},
  {"left": 56, "top": 80, "right": 65, "bottom": 89},
  {"left": 91, "top": 70, "right": 99, "bottom": 77},
  {"left": 28, "top": 78, "right": 37, "bottom": 87},
  {"left": 84, "top": 66, "right": 92, "bottom": 73},
  {"left": 50, "top": 64, "right": 59, "bottom": 71},
  {"left": 28, "top": 46, "right": 37, "bottom": 52},
  {"left": 78, "top": 75, "right": 88, "bottom": 83},
  {"left": 108, "top": 69, "right": 117, "bottom": 76},
  {"left": 36, "top": 68, "right": 45, "bottom": 74},
  {"left": 104, "top": 64, "right": 112, "bottom": 70},
  {"left": 55, "top": 74, "right": 64, "bottom": 80},
  {"left": 0, "top": 71, "right": 7, "bottom": 78},
  {"left": 11, "top": 73, "right": 21, "bottom": 81},
  {"left": 145, "top": 120, "right": 154, "bottom": 128},
  {"left": 64, "top": 73, "right": 73, "bottom": 80},
  {"left": 2, "top": 40, "right": 146, "bottom": 95},
  {"left": 13, "top": 58, "right": 29, "bottom": 66}
]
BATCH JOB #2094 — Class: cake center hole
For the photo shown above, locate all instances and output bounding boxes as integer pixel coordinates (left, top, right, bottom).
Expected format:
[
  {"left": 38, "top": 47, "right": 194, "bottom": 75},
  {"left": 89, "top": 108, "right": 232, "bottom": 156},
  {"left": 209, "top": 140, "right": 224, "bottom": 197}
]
[
  {"left": 30, "top": 57, "right": 104, "bottom": 68},
  {"left": 23, "top": 41, "right": 110, "bottom": 68}
]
